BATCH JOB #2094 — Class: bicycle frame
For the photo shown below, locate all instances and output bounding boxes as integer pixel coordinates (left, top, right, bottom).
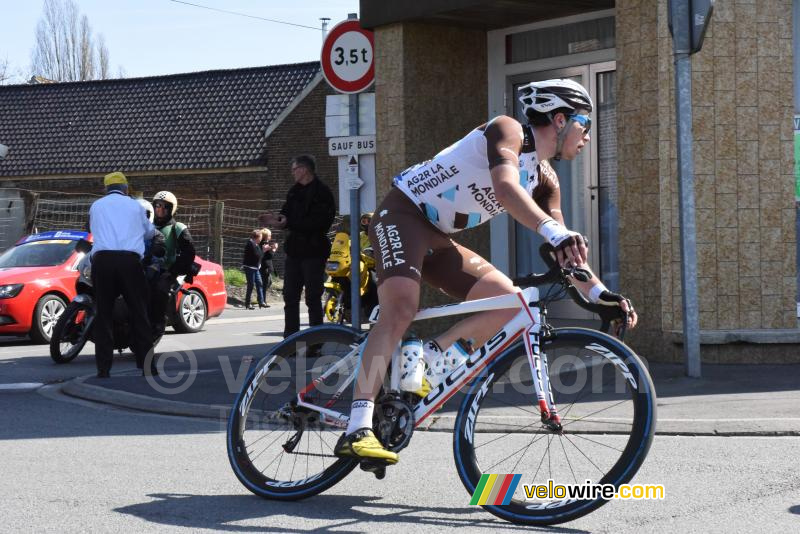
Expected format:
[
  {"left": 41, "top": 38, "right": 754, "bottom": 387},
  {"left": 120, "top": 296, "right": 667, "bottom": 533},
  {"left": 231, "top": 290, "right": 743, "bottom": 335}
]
[{"left": 295, "top": 286, "right": 560, "bottom": 430}]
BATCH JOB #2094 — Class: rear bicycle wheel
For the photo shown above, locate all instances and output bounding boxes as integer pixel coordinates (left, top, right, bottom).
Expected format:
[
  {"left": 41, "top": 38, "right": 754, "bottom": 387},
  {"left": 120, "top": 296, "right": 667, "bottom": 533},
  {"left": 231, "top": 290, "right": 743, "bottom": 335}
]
[
  {"left": 453, "top": 328, "right": 656, "bottom": 525},
  {"left": 227, "top": 324, "right": 363, "bottom": 500}
]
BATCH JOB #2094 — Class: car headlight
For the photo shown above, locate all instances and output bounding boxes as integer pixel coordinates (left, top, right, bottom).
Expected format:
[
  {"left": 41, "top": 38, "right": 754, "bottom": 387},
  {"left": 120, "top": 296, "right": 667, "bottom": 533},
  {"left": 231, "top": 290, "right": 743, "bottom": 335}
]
[{"left": 0, "top": 284, "right": 24, "bottom": 299}]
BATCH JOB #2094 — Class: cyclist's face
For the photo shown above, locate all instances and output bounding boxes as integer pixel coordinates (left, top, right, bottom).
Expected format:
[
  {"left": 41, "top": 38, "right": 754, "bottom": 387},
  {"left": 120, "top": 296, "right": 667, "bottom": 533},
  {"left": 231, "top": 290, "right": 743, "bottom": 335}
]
[{"left": 559, "top": 112, "right": 591, "bottom": 160}]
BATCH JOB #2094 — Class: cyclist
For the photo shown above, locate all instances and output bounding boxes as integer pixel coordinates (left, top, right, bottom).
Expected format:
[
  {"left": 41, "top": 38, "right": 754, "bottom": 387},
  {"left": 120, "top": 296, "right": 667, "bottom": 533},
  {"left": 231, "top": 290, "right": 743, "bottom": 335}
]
[
  {"left": 149, "top": 191, "right": 196, "bottom": 339},
  {"left": 334, "top": 79, "right": 637, "bottom": 465}
]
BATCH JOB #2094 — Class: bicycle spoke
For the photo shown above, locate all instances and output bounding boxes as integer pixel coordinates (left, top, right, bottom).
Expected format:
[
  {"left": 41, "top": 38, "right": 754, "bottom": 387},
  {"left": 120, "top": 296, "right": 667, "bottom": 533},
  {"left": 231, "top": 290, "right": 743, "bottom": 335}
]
[
  {"left": 569, "top": 433, "right": 625, "bottom": 453},
  {"left": 556, "top": 353, "right": 620, "bottom": 421},
  {"left": 560, "top": 432, "right": 607, "bottom": 477},
  {"left": 248, "top": 429, "right": 290, "bottom": 463},
  {"left": 530, "top": 434, "right": 553, "bottom": 482},
  {"left": 473, "top": 421, "right": 542, "bottom": 450},
  {"left": 561, "top": 399, "right": 631, "bottom": 428},
  {"left": 558, "top": 434, "right": 578, "bottom": 485},
  {"left": 484, "top": 431, "right": 550, "bottom": 471},
  {"left": 273, "top": 445, "right": 286, "bottom": 480},
  {"left": 478, "top": 389, "right": 541, "bottom": 418},
  {"left": 507, "top": 429, "right": 547, "bottom": 474}
]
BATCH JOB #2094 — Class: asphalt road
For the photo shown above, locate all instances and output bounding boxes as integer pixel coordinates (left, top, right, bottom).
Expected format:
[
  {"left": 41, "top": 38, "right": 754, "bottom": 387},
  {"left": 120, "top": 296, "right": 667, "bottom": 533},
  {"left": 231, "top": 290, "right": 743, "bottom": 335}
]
[
  {"left": 1, "top": 388, "right": 799, "bottom": 533},
  {"left": 1, "top": 310, "right": 800, "bottom": 532}
]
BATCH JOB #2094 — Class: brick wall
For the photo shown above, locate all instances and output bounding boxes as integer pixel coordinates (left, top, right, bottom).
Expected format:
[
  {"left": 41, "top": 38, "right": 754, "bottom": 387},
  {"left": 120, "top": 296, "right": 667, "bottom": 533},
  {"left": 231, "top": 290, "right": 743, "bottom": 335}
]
[
  {"left": 265, "top": 80, "right": 342, "bottom": 211},
  {"left": 374, "top": 22, "right": 489, "bottom": 333},
  {"left": 617, "top": 0, "right": 798, "bottom": 362}
]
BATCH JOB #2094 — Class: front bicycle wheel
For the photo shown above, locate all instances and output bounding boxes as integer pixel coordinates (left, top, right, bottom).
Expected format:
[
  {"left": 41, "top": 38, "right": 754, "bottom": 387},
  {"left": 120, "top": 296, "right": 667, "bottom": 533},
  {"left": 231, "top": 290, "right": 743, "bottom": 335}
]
[
  {"left": 453, "top": 328, "right": 656, "bottom": 525},
  {"left": 227, "top": 325, "right": 363, "bottom": 500},
  {"left": 49, "top": 301, "right": 92, "bottom": 363}
]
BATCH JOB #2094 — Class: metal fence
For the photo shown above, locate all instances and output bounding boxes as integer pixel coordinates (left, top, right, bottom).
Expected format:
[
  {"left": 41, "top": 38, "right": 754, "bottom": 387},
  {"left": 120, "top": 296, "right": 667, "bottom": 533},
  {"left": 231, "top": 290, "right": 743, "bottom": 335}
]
[{"left": 13, "top": 190, "right": 342, "bottom": 275}]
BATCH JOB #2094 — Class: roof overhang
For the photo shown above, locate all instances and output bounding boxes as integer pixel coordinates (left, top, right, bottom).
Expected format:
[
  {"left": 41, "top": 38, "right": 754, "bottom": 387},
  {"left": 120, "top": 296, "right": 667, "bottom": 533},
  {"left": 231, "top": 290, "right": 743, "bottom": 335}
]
[{"left": 360, "top": 0, "right": 615, "bottom": 30}]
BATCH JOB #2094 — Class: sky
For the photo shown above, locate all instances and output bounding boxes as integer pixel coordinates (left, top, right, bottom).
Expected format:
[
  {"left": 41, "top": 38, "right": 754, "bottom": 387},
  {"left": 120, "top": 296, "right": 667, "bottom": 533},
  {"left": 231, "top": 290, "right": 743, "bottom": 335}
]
[{"left": 0, "top": 0, "right": 360, "bottom": 83}]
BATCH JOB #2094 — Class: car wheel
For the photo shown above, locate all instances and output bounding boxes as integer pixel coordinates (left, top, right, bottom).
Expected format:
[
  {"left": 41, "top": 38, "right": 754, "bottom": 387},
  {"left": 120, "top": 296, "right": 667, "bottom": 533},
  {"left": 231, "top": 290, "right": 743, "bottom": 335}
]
[
  {"left": 173, "top": 289, "right": 206, "bottom": 333},
  {"left": 31, "top": 294, "right": 67, "bottom": 344}
]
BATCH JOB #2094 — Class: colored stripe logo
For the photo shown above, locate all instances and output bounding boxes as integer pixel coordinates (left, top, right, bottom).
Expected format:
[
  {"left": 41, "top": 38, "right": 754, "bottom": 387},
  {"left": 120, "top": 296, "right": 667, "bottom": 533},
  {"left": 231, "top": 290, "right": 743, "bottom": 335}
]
[{"left": 469, "top": 474, "right": 522, "bottom": 506}]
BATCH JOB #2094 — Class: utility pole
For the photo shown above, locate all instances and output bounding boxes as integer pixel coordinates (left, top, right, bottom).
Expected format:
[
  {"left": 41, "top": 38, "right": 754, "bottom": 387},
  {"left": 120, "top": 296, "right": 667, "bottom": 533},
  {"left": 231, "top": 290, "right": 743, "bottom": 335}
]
[
  {"left": 320, "top": 17, "right": 330, "bottom": 44},
  {"left": 668, "top": 0, "right": 714, "bottom": 378}
]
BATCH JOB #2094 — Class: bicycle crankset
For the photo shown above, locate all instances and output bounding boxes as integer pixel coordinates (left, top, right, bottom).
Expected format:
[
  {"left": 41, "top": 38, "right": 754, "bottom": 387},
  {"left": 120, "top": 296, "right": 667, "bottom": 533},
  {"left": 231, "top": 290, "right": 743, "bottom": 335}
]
[{"left": 373, "top": 393, "right": 415, "bottom": 453}]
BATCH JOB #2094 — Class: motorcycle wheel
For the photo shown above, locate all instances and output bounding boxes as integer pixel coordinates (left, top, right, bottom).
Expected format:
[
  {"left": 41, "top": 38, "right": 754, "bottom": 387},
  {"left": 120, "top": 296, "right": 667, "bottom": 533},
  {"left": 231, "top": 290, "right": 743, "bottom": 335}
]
[
  {"left": 49, "top": 301, "right": 92, "bottom": 364},
  {"left": 324, "top": 291, "right": 345, "bottom": 324}
]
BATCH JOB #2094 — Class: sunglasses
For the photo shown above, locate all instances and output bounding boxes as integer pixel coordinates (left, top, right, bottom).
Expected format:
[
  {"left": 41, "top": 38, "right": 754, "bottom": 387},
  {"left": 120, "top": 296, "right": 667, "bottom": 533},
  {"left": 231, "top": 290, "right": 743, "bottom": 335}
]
[
  {"left": 568, "top": 114, "right": 591, "bottom": 134},
  {"left": 154, "top": 202, "right": 168, "bottom": 209}
]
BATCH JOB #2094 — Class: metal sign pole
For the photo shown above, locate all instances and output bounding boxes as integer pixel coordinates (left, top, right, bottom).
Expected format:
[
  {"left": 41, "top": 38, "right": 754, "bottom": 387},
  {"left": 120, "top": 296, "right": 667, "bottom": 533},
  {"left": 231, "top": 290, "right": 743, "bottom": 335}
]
[
  {"left": 349, "top": 92, "right": 361, "bottom": 332},
  {"left": 670, "top": 0, "right": 701, "bottom": 377}
]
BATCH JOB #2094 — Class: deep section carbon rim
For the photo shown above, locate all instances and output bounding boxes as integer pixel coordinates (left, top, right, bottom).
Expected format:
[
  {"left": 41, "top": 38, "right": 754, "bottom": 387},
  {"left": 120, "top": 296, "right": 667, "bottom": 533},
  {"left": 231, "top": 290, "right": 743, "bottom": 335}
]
[
  {"left": 454, "top": 328, "right": 656, "bottom": 525},
  {"left": 228, "top": 325, "right": 362, "bottom": 500}
]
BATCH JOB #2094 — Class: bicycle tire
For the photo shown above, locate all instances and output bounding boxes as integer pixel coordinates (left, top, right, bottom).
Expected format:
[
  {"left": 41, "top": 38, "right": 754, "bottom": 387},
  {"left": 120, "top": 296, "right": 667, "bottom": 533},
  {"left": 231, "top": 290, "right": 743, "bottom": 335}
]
[
  {"left": 453, "top": 327, "right": 656, "bottom": 525},
  {"left": 49, "top": 301, "right": 91, "bottom": 363},
  {"left": 227, "top": 324, "right": 362, "bottom": 500}
]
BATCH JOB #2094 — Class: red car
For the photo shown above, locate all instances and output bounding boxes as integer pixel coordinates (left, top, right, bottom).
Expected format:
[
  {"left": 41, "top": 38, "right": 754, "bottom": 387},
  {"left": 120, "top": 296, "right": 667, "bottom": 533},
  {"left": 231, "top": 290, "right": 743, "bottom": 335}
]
[{"left": 0, "top": 230, "right": 226, "bottom": 343}]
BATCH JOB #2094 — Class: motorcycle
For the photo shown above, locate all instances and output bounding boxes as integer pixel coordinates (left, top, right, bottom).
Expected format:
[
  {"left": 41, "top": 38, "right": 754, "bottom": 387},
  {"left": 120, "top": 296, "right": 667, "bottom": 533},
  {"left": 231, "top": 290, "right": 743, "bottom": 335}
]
[
  {"left": 323, "top": 231, "right": 378, "bottom": 325},
  {"left": 49, "top": 238, "right": 197, "bottom": 364}
]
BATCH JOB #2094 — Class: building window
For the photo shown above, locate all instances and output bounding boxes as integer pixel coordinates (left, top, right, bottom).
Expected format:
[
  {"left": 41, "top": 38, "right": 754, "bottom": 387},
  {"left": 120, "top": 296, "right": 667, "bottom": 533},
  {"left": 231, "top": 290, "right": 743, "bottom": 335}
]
[{"left": 506, "top": 16, "right": 615, "bottom": 64}]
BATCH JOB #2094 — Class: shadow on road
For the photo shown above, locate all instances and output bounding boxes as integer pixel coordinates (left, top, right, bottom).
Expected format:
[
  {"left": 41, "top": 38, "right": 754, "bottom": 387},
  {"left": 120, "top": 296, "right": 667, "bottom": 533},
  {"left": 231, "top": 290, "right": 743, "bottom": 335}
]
[{"left": 115, "top": 492, "right": 590, "bottom": 533}]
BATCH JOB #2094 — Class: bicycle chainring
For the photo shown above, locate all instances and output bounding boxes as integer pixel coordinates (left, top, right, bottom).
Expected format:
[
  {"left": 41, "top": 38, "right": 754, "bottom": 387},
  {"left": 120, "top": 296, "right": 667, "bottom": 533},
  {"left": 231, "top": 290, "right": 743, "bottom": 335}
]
[{"left": 373, "top": 393, "right": 415, "bottom": 452}]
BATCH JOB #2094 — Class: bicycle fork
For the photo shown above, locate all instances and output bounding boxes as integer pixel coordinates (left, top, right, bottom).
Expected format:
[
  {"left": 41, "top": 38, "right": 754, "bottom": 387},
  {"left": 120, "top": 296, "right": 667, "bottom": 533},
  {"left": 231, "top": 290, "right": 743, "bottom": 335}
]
[{"left": 524, "top": 322, "right": 562, "bottom": 432}]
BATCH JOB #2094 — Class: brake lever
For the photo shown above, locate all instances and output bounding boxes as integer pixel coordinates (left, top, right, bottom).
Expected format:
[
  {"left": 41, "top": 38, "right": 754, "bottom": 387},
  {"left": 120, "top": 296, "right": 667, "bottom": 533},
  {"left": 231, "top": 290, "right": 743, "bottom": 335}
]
[{"left": 563, "top": 265, "right": 592, "bottom": 283}]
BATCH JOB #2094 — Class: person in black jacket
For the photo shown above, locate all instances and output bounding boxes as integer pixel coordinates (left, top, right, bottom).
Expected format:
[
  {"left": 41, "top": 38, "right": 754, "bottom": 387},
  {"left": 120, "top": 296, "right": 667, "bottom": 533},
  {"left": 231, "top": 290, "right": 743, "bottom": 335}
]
[
  {"left": 259, "top": 155, "right": 336, "bottom": 337},
  {"left": 242, "top": 229, "right": 266, "bottom": 309}
]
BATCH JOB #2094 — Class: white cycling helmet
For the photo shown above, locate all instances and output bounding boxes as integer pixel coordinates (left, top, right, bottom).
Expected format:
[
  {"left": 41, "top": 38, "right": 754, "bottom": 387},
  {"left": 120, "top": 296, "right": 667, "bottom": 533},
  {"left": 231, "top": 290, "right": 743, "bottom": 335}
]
[
  {"left": 153, "top": 191, "right": 178, "bottom": 216},
  {"left": 137, "top": 198, "right": 154, "bottom": 223},
  {"left": 518, "top": 79, "right": 593, "bottom": 119}
]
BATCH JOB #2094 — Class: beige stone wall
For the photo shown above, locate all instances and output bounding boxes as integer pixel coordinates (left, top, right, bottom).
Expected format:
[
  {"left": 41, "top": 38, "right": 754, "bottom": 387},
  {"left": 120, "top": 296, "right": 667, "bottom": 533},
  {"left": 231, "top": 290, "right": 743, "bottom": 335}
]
[
  {"left": 618, "top": 0, "right": 798, "bottom": 362},
  {"left": 374, "top": 22, "right": 489, "bottom": 322}
]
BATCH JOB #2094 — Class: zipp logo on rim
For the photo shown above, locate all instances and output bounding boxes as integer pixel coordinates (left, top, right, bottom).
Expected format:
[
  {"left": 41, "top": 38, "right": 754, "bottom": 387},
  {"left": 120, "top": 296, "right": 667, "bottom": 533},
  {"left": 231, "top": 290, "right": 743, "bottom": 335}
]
[
  {"left": 585, "top": 343, "right": 638, "bottom": 390},
  {"left": 265, "top": 472, "right": 324, "bottom": 488},
  {"left": 464, "top": 372, "right": 494, "bottom": 444},
  {"left": 239, "top": 356, "right": 275, "bottom": 416}
]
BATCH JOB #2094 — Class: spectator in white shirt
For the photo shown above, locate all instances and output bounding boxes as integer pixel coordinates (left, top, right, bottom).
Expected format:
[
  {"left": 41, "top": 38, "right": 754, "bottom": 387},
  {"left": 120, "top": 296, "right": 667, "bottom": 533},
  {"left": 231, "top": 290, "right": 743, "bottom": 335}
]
[{"left": 88, "top": 172, "right": 156, "bottom": 377}]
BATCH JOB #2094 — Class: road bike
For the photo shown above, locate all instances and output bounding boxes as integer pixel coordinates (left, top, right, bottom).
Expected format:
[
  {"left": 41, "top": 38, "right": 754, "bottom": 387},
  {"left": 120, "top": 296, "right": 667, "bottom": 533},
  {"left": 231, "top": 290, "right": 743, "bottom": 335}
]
[{"left": 227, "top": 247, "right": 656, "bottom": 525}]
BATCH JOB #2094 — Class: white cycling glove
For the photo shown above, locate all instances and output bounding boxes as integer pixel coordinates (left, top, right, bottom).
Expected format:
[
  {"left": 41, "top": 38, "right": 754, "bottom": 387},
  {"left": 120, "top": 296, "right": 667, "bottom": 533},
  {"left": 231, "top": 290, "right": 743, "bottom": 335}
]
[{"left": 537, "top": 219, "right": 583, "bottom": 251}]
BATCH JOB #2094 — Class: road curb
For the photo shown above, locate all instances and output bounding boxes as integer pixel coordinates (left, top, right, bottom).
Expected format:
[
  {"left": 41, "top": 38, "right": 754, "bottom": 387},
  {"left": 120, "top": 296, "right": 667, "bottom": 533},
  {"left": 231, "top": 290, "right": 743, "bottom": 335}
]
[
  {"left": 62, "top": 375, "right": 231, "bottom": 420},
  {"left": 59, "top": 376, "right": 800, "bottom": 436}
]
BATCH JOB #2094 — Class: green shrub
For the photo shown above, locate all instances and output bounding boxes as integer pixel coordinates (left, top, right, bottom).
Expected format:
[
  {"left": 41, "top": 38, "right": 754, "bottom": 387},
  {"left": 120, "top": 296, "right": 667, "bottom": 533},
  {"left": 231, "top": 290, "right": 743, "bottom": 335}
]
[{"left": 224, "top": 268, "right": 246, "bottom": 288}]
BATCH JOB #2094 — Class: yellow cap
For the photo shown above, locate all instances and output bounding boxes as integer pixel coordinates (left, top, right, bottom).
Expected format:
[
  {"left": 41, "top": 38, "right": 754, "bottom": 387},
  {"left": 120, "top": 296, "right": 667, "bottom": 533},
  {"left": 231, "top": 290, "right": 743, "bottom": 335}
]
[{"left": 103, "top": 171, "right": 128, "bottom": 186}]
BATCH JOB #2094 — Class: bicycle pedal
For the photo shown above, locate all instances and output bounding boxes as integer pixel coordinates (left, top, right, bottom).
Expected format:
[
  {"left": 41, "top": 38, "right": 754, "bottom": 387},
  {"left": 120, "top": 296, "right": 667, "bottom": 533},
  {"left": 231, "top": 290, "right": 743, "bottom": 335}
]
[{"left": 359, "top": 459, "right": 390, "bottom": 479}]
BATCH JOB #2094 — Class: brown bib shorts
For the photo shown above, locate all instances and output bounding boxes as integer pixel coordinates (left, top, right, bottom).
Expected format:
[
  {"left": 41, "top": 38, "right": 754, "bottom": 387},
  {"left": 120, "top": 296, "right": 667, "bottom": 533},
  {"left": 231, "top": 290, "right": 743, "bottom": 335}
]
[{"left": 368, "top": 188, "right": 497, "bottom": 300}]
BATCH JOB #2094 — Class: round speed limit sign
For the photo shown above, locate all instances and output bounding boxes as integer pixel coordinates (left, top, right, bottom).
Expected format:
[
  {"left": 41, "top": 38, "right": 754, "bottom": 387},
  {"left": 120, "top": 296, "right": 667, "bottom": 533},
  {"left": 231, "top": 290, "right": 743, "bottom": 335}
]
[{"left": 321, "top": 19, "right": 374, "bottom": 94}]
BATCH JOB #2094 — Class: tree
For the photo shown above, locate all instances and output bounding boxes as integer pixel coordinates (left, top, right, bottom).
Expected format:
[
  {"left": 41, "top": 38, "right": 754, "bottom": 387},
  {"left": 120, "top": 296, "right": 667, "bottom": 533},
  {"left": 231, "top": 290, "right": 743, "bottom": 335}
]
[
  {"left": 0, "top": 57, "right": 10, "bottom": 84},
  {"left": 30, "top": 0, "right": 113, "bottom": 82}
]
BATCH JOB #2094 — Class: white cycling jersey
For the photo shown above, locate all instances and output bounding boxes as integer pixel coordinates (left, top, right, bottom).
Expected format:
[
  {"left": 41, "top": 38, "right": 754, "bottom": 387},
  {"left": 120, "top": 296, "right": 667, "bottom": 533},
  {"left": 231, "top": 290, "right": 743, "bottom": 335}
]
[{"left": 392, "top": 124, "right": 546, "bottom": 234}]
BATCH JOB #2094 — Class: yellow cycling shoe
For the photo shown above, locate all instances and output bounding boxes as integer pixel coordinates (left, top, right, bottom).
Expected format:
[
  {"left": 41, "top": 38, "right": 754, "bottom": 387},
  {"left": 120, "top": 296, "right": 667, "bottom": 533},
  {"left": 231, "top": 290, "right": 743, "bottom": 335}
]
[
  {"left": 334, "top": 428, "right": 399, "bottom": 464},
  {"left": 414, "top": 376, "right": 432, "bottom": 398}
]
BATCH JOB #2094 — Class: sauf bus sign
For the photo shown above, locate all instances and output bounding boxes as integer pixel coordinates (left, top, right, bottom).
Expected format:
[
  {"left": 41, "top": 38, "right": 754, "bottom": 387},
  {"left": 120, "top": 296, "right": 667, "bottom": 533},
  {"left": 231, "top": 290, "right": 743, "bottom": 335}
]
[
  {"left": 321, "top": 16, "right": 376, "bottom": 329},
  {"left": 321, "top": 19, "right": 375, "bottom": 94}
]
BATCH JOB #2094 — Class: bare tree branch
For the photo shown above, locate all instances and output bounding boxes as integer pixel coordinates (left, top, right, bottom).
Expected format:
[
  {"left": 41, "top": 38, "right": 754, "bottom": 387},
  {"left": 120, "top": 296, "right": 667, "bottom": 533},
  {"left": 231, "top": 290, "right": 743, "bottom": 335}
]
[
  {"left": 97, "top": 34, "right": 109, "bottom": 80},
  {"left": 30, "top": 0, "right": 117, "bottom": 82},
  {"left": 0, "top": 57, "right": 11, "bottom": 84}
]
